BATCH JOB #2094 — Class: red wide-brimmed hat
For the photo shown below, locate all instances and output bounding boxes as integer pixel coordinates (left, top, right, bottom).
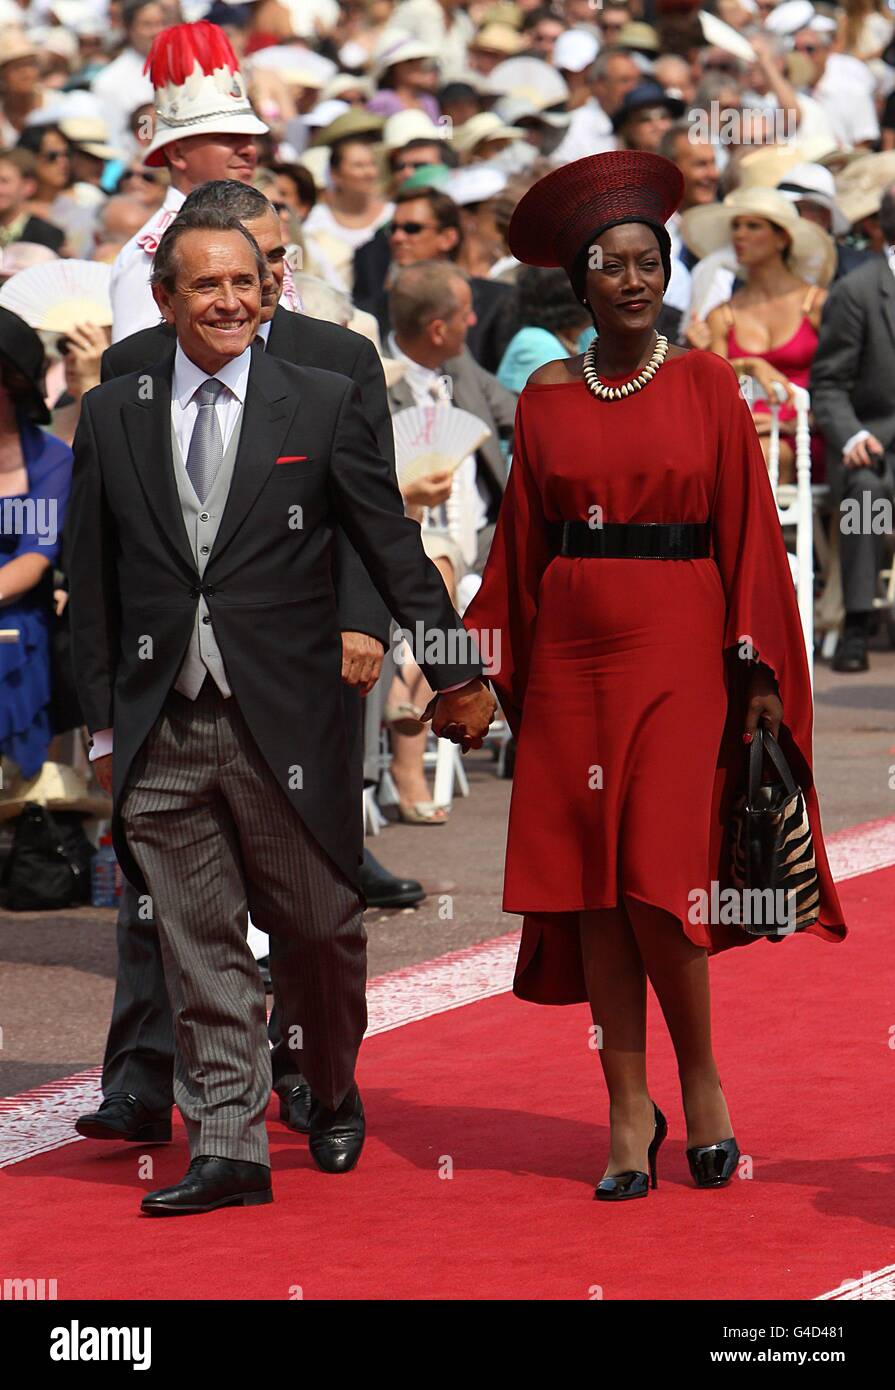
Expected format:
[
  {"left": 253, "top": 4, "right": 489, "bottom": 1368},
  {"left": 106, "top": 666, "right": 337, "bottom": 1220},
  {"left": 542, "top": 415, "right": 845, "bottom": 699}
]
[{"left": 508, "top": 150, "right": 684, "bottom": 274}]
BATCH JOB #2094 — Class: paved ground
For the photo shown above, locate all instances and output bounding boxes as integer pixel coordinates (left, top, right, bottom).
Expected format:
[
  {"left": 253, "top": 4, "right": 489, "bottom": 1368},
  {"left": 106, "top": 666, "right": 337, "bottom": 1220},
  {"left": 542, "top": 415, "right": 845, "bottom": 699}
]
[{"left": 1, "top": 645, "right": 893, "bottom": 1100}]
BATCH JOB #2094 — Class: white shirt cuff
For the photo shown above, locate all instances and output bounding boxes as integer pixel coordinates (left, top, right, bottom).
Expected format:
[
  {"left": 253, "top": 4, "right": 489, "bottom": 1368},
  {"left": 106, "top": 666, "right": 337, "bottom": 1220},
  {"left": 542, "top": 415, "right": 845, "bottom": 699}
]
[
  {"left": 439, "top": 679, "right": 479, "bottom": 694},
  {"left": 842, "top": 429, "right": 870, "bottom": 457},
  {"left": 89, "top": 728, "right": 113, "bottom": 760}
]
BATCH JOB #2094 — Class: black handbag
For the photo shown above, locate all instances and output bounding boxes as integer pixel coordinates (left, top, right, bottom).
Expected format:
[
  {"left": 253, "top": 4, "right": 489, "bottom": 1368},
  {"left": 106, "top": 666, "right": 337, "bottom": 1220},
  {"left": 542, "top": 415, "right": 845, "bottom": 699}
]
[
  {"left": 0, "top": 803, "right": 94, "bottom": 910},
  {"left": 729, "top": 727, "right": 820, "bottom": 938}
]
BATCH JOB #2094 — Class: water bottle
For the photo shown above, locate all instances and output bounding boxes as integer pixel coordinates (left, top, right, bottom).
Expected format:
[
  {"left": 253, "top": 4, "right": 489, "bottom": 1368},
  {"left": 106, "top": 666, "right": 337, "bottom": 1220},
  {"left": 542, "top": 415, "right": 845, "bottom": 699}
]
[{"left": 91, "top": 834, "right": 122, "bottom": 908}]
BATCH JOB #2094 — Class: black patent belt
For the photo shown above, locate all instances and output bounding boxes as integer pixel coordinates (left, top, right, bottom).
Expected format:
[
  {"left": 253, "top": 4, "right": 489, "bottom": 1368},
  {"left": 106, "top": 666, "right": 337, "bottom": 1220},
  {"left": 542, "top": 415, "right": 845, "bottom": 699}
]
[{"left": 549, "top": 520, "right": 712, "bottom": 560}]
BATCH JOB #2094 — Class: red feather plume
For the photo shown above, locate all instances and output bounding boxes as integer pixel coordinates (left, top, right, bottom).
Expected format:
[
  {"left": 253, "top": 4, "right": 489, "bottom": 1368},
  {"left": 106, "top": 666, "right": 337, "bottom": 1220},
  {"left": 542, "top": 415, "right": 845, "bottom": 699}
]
[{"left": 144, "top": 20, "right": 239, "bottom": 87}]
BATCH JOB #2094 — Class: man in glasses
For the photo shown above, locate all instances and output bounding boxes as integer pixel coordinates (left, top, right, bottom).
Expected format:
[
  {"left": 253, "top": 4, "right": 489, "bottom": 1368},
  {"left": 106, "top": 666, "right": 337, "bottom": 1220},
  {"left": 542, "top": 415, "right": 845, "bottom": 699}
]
[
  {"left": 356, "top": 184, "right": 513, "bottom": 375},
  {"left": 792, "top": 22, "right": 879, "bottom": 150}
]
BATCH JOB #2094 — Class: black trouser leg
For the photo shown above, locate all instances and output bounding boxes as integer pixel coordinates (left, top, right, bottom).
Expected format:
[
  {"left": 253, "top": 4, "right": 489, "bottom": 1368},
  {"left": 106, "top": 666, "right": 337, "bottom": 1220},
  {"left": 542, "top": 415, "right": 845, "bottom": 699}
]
[{"left": 101, "top": 879, "right": 175, "bottom": 1114}]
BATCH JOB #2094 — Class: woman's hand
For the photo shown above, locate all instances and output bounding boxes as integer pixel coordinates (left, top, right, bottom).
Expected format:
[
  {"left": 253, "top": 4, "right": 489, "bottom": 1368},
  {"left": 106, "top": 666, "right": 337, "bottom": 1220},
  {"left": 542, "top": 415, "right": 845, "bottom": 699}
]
[
  {"left": 744, "top": 662, "right": 783, "bottom": 742},
  {"left": 685, "top": 318, "right": 712, "bottom": 351},
  {"left": 62, "top": 323, "right": 109, "bottom": 400},
  {"left": 746, "top": 359, "right": 797, "bottom": 409}
]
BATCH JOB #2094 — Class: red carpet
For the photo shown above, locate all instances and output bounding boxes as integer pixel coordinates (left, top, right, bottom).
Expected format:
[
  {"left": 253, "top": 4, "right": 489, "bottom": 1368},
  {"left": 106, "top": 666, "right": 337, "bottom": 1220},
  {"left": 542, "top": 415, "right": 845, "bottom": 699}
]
[{"left": 2, "top": 865, "right": 893, "bottom": 1301}]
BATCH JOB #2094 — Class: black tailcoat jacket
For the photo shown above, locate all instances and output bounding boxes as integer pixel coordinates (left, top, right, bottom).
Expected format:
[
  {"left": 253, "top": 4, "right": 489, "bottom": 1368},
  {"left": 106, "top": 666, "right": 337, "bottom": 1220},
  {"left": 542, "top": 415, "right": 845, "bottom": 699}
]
[{"left": 66, "top": 342, "right": 483, "bottom": 895}]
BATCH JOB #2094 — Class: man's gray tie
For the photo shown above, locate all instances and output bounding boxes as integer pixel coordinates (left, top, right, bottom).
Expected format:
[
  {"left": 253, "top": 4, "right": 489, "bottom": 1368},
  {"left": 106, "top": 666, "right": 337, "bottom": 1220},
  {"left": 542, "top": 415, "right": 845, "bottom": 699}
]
[{"left": 186, "top": 378, "right": 224, "bottom": 503}]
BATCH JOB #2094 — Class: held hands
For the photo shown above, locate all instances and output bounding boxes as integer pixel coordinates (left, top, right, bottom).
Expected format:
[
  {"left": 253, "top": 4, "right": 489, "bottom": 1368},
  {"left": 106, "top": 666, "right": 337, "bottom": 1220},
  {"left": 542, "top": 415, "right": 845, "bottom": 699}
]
[
  {"left": 341, "top": 632, "right": 384, "bottom": 696},
  {"left": 421, "top": 678, "right": 497, "bottom": 752},
  {"left": 744, "top": 662, "right": 783, "bottom": 743},
  {"left": 92, "top": 753, "right": 113, "bottom": 795}
]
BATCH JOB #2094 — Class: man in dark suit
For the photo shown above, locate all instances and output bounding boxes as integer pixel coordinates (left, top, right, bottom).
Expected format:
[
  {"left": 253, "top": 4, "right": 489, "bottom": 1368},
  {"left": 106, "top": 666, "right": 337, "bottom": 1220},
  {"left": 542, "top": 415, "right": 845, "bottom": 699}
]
[
  {"left": 66, "top": 205, "right": 494, "bottom": 1213},
  {"left": 74, "top": 181, "right": 424, "bottom": 1152},
  {"left": 353, "top": 185, "right": 514, "bottom": 375},
  {"left": 810, "top": 187, "right": 895, "bottom": 673}
]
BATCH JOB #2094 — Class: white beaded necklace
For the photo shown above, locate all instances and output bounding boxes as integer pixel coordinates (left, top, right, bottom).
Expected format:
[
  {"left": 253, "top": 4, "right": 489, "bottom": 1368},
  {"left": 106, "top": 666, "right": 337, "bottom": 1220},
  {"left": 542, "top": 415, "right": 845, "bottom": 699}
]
[{"left": 582, "top": 332, "right": 669, "bottom": 401}]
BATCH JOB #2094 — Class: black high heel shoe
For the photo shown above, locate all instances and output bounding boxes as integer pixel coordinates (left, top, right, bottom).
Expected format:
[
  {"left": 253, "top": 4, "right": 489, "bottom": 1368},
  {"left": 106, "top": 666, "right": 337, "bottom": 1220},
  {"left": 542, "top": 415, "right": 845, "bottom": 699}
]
[
  {"left": 594, "top": 1102, "right": 668, "bottom": 1202},
  {"left": 686, "top": 1137, "right": 739, "bottom": 1188}
]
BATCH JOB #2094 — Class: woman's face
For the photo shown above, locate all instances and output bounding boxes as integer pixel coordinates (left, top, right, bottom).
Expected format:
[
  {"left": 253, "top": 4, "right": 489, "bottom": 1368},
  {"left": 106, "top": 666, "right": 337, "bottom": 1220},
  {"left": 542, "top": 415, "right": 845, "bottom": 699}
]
[
  {"left": 583, "top": 222, "right": 665, "bottom": 336},
  {"left": 332, "top": 141, "right": 380, "bottom": 198},
  {"left": 730, "top": 214, "right": 790, "bottom": 269},
  {"left": 36, "top": 129, "right": 71, "bottom": 192}
]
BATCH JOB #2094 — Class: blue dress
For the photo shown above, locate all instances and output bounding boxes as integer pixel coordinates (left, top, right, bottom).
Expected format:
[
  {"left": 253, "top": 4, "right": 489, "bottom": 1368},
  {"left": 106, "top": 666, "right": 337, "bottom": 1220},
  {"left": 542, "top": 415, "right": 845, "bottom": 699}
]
[
  {"left": 0, "top": 419, "right": 73, "bottom": 778},
  {"left": 496, "top": 325, "right": 596, "bottom": 395}
]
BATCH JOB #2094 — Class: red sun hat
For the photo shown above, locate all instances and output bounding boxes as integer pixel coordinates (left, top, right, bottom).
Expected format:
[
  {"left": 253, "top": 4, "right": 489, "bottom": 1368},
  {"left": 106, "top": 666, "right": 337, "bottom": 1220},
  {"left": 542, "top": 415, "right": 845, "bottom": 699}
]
[{"left": 508, "top": 150, "right": 684, "bottom": 275}]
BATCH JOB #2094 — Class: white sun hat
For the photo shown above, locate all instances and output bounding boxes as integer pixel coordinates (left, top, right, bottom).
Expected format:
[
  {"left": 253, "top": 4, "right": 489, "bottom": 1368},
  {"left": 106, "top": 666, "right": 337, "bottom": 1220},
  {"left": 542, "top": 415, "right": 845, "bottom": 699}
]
[
  {"left": 444, "top": 165, "right": 508, "bottom": 206},
  {"left": 488, "top": 56, "right": 570, "bottom": 107},
  {"left": 382, "top": 108, "right": 446, "bottom": 151},
  {"left": 143, "top": 20, "right": 269, "bottom": 169},
  {"left": 553, "top": 29, "right": 600, "bottom": 74},
  {"left": 680, "top": 185, "right": 836, "bottom": 286},
  {"left": 371, "top": 29, "right": 438, "bottom": 81},
  {"left": 775, "top": 161, "right": 850, "bottom": 236}
]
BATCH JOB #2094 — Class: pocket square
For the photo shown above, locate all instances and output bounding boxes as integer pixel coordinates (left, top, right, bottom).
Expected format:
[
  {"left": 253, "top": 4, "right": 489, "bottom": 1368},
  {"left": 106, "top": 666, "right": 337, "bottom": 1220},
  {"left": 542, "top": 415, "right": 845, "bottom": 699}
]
[{"left": 276, "top": 455, "right": 309, "bottom": 464}]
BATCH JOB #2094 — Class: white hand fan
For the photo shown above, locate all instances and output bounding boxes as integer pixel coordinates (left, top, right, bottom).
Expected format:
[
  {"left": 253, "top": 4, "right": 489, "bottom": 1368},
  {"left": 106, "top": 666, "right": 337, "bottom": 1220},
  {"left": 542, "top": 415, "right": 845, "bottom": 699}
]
[
  {"left": 698, "top": 12, "right": 757, "bottom": 62},
  {"left": 0, "top": 260, "right": 112, "bottom": 332},
  {"left": 393, "top": 405, "right": 492, "bottom": 489}
]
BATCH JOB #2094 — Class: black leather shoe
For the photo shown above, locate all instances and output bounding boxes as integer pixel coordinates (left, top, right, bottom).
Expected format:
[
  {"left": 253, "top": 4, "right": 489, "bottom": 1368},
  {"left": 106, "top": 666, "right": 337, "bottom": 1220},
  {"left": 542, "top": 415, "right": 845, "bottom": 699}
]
[
  {"left": 361, "top": 848, "right": 425, "bottom": 908},
  {"left": 141, "top": 1156, "right": 273, "bottom": 1215},
  {"left": 687, "top": 1137, "right": 739, "bottom": 1188},
  {"left": 278, "top": 1080, "right": 312, "bottom": 1134},
  {"left": 309, "top": 1084, "right": 365, "bottom": 1174},
  {"left": 76, "top": 1092, "right": 171, "bottom": 1144},
  {"left": 832, "top": 627, "right": 869, "bottom": 673},
  {"left": 594, "top": 1103, "right": 667, "bottom": 1202}
]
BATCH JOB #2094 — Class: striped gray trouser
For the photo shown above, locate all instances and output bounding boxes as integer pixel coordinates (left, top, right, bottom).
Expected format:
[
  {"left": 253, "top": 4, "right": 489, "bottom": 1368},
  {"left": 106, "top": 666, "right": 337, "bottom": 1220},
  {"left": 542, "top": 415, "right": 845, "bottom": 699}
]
[{"left": 120, "top": 678, "right": 367, "bottom": 1166}]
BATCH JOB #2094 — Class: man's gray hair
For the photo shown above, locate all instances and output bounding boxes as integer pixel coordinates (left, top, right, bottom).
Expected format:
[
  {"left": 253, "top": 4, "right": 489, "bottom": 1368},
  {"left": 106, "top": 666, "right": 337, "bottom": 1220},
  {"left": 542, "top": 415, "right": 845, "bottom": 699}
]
[
  {"left": 150, "top": 204, "right": 267, "bottom": 292},
  {"left": 389, "top": 260, "right": 468, "bottom": 340},
  {"left": 180, "top": 179, "right": 274, "bottom": 226}
]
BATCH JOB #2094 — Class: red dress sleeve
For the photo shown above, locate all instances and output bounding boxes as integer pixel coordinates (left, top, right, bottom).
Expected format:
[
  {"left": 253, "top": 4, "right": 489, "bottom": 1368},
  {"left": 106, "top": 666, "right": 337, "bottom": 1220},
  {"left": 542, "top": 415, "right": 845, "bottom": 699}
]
[
  {"left": 708, "top": 358, "right": 846, "bottom": 941},
  {"left": 462, "top": 394, "right": 551, "bottom": 740}
]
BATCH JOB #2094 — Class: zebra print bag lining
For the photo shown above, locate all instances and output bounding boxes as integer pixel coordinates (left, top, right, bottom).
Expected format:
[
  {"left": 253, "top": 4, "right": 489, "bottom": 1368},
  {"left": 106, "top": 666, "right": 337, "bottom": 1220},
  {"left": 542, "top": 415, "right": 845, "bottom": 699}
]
[{"left": 729, "top": 727, "right": 820, "bottom": 939}]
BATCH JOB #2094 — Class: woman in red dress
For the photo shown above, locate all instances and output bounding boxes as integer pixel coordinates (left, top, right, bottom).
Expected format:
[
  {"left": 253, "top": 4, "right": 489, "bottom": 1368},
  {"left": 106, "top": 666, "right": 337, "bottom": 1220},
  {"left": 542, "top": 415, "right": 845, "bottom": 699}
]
[{"left": 459, "top": 152, "right": 848, "bottom": 1202}]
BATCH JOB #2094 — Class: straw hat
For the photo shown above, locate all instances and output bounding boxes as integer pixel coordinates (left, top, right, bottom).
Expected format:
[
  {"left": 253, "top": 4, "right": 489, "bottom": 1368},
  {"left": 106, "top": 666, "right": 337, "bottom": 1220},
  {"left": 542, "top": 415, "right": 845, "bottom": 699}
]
[
  {"left": 0, "top": 29, "right": 38, "bottom": 69},
  {"left": 451, "top": 112, "right": 525, "bottom": 155},
  {"left": 142, "top": 21, "right": 269, "bottom": 169},
  {"left": 308, "top": 107, "right": 384, "bottom": 149},
  {"left": 470, "top": 23, "right": 527, "bottom": 57},
  {"left": 59, "top": 117, "right": 126, "bottom": 163},
  {"left": 0, "top": 761, "right": 112, "bottom": 821},
  {"left": 679, "top": 186, "right": 836, "bottom": 286},
  {"left": 834, "top": 150, "right": 895, "bottom": 226},
  {"left": 738, "top": 137, "right": 839, "bottom": 189}
]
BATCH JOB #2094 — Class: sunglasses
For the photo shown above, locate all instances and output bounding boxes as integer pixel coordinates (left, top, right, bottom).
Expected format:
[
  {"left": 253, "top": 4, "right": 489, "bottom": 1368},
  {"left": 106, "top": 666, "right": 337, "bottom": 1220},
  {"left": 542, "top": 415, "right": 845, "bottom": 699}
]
[
  {"left": 392, "top": 158, "right": 433, "bottom": 173},
  {"left": 123, "top": 169, "right": 161, "bottom": 184},
  {"left": 40, "top": 150, "right": 68, "bottom": 163},
  {"left": 387, "top": 220, "right": 439, "bottom": 236}
]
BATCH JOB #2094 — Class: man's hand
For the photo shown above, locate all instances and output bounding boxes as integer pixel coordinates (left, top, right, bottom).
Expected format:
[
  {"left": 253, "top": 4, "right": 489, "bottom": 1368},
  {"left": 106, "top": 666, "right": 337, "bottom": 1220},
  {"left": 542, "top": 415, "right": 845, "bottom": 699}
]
[
  {"left": 92, "top": 753, "right": 113, "bottom": 795},
  {"left": 341, "top": 631, "right": 384, "bottom": 696},
  {"left": 843, "top": 433, "right": 883, "bottom": 470},
  {"left": 401, "top": 469, "right": 454, "bottom": 510},
  {"left": 422, "top": 678, "right": 497, "bottom": 752}
]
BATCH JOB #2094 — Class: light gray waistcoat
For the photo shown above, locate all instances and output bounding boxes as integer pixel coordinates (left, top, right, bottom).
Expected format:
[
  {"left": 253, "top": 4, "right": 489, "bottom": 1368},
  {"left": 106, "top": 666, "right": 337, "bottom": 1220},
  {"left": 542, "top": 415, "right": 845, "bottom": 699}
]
[{"left": 171, "top": 409, "right": 244, "bottom": 700}]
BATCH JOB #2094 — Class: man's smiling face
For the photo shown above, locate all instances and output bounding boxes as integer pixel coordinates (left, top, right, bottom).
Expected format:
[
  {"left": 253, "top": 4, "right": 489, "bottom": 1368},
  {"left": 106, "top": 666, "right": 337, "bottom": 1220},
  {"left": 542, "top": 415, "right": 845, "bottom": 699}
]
[{"left": 153, "top": 227, "right": 261, "bottom": 371}]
